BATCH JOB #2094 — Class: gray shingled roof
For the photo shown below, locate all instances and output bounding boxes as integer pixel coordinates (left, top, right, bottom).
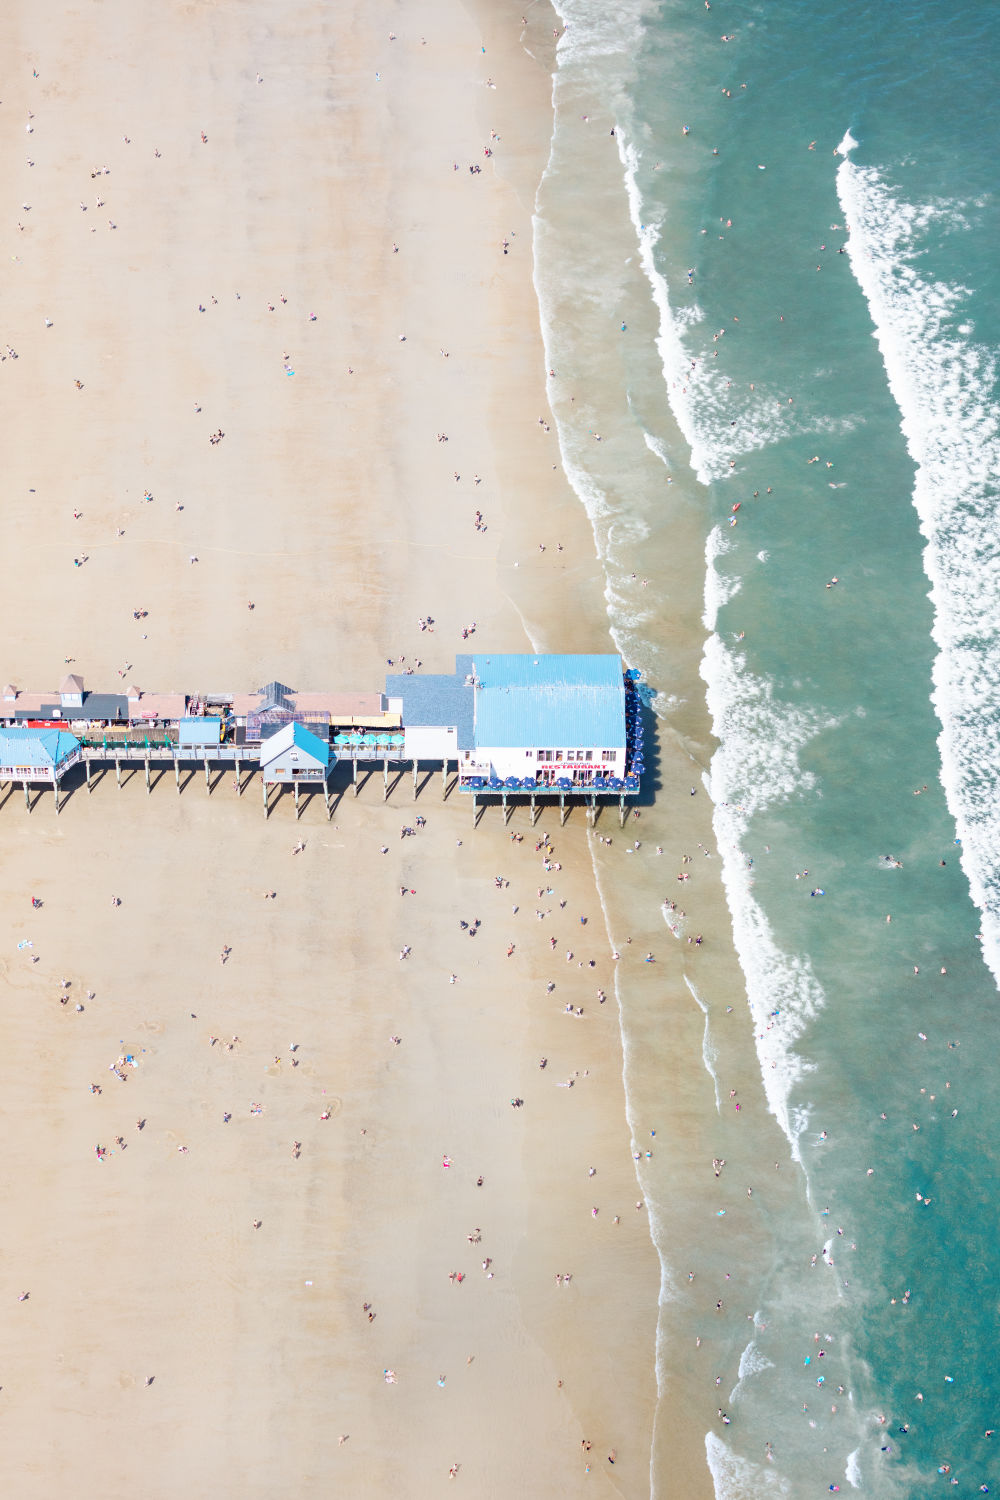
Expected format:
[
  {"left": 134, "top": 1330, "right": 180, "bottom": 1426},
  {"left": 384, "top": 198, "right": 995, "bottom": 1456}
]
[{"left": 385, "top": 672, "right": 474, "bottom": 751}]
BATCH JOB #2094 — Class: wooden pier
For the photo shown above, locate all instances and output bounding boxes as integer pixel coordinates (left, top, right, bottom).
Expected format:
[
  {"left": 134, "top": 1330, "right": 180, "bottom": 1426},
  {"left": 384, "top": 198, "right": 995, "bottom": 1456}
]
[{"left": 0, "top": 657, "right": 645, "bottom": 823}]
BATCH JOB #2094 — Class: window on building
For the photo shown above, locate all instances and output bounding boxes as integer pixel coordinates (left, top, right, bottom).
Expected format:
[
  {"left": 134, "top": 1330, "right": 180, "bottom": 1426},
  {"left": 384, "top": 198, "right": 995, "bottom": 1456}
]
[
  {"left": 603, "top": 750, "right": 617, "bottom": 761},
  {"left": 555, "top": 750, "right": 564, "bottom": 762}
]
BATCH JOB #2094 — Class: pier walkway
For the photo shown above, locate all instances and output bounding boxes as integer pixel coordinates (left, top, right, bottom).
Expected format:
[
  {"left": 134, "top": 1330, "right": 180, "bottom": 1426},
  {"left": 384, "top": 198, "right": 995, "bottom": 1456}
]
[{"left": 0, "top": 750, "right": 635, "bottom": 826}]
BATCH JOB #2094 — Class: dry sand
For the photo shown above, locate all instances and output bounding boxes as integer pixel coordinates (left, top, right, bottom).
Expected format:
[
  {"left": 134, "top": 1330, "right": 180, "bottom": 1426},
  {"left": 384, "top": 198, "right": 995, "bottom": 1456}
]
[{"left": 0, "top": 1, "right": 661, "bottom": 1495}]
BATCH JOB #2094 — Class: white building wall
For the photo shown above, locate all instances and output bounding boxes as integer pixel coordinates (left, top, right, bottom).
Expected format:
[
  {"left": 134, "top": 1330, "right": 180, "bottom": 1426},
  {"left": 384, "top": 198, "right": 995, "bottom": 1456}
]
[
  {"left": 471, "top": 745, "right": 626, "bottom": 781},
  {"left": 403, "top": 724, "right": 459, "bottom": 760}
]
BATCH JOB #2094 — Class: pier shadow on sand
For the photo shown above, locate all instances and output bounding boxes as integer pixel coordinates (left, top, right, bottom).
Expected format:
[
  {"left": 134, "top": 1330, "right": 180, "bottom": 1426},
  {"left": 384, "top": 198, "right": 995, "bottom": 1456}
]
[{"left": 0, "top": 720, "right": 660, "bottom": 821}]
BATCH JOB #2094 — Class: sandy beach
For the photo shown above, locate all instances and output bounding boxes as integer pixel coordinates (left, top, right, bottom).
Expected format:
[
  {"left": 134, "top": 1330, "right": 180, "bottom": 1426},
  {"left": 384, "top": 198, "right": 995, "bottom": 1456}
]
[{"left": 0, "top": 1, "right": 677, "bottom": 1494}]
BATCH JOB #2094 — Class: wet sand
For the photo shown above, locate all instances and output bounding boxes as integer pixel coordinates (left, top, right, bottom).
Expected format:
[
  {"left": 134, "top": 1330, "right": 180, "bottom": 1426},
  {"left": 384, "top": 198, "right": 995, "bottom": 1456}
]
[{"left": 0, "top": 1, "right": 661, "bottom": 1495}]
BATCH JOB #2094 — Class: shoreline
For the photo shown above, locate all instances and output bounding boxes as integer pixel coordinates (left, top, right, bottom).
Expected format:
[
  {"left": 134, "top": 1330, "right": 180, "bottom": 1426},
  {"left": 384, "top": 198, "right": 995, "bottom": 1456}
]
[{"left": 521, "top": 6, "right": 838, "bottom": 1494}]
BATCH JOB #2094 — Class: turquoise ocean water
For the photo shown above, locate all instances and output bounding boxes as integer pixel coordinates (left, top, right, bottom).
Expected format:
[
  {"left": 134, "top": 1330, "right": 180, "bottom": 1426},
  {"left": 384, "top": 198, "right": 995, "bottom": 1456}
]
[{"left": 534, "top": 1, "right": 1000, "bottom": 1494}]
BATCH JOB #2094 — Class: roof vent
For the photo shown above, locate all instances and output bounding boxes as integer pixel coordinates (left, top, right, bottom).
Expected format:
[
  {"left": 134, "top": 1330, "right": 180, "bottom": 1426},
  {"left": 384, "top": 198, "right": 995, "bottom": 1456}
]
[{"left": 258, "top": 680, "right": 295, "bottom": 712}]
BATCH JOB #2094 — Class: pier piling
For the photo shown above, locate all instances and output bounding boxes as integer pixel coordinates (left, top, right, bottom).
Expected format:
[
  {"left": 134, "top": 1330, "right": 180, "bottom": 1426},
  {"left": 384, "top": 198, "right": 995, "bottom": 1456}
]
[
  {"left": 352, "top": 756, "right": 359, "bottom": 796},
  {"left": 115, "top": 756, "right": 121, "bottom": 789},
  {"left": 441, "top": 759, "right": 448, "bottom": 799},
  {"left": 235, "top": 757, "right": 241, "bottom": 795},
  {"left": 471, "top": 792, "right": 477, "bottom": 826},
  {"left": 174, "top": 757, "right": 180, "bottom": 793},
  {"left": 559, "top": 791, "right": 568, "bottom": 827},
  {"left": 262, "top": 778, "right": 268, "bottom": 819},
  {"left": 324, "top": 778, "right": 332, "bottom": 820},
  {"left": 54, "top": 779, "right": 60, "bottom": 815},
  {"left": 619, "top": 794, "right": 626, "bottom": 828},
  {"left": 382, "top": 756, "right": 389, "bottom": 801},
  {"left": 23, "top": 779, "right": 29, "bottom": 811},
  {"left": 294, "top": 780, "right": 300, "bottom": 819},
  {"left": 85, "top": 757, "right": 92, "bottom": 794},
  {"left": 412, "top": 760, "right": 418, "bottom": 798},
  {"left": 204, "top": 757, "right": 210, "bottom": 794},
  {"left": 144, "top": 754, "right": 151, "bottom": 795}
]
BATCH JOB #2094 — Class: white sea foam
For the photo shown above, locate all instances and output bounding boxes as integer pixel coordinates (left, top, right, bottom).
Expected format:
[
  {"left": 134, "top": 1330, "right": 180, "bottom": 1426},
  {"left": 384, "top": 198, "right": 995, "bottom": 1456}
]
[
  {"left": 845, "top": 1446, "right": 862, "bottom": 1488},
  {"left": 705, "top": 1433, "right": 792, "bottom": 1500},
  {"left": 612, "top": 134, "right": 863, "bottom": 486},
  {"left": 737, "top": 1336, "right": 773, "bottom": 1385},
  {"left": 684, "top": 975, "right": 721, "bottom": 1112},
  {"left": 701, "top": 633, "right": 837, "bottom": 1156},
  {"left": 552, "top": 0, "right": 651, "bottom": 67},
  {"left": 730, "top": 1335, "right": 775, "bottom": 1406},
  {"left": 703, "top": 525, "right": 742, "bottom": 631},
  {"left": 642, "top": 429, "right": 673, "bottom": 468},
  {"left": 838, "top": 136, "right": 1000, "bottom": 992}
]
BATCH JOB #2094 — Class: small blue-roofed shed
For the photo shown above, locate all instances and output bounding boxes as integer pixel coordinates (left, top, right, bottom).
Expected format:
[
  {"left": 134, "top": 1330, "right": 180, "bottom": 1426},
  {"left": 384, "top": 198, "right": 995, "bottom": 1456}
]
[{"left": 178, "top": 716, "right": 224, "bottom": 750}]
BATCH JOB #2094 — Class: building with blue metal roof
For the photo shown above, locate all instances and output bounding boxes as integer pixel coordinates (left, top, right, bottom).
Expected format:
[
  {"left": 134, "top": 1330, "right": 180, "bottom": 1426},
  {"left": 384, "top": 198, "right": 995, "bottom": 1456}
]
[
  {"left": 382, "top": 653, "right": 631, "bottom": 791},
  {"left": 473, "top": 654, "right": 623, "bottom": 749},
  {"left": 466, "top": 653, "right": 627, "bottom": 788},
  {"left": 0, "top": 727, "right": 82, "bottom": 782}
]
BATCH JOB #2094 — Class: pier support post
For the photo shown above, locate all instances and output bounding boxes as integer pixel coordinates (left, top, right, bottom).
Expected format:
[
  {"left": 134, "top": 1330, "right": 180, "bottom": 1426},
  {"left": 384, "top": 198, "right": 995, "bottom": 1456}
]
[
  {"left": 23, "top": 779, "right": 29, "bottom": 811},
  {"left": 588, "top": 793, "right": 596, "bottom": 826},
  {"left": 85, "top": 757, "right": 92, "bottom": 794},
  {"left": 530, "top": 791, "right": 537, "bottom": 826},
  {"left": 412, "top": 760, "right": 418, "bottom": 798},
  {"left": 324, "top": 777, "right": 332, "bottom": 820},
  {"left": 294, "top": 780, "right": 300, "bottom": 819},
  {"left": 235, "top": 757, "right": 241, "bottom": 795},
  {"left": 560, "top": 791, "right": 568, "bottom": 827},
  {"left": 262, "top": 778, "right": 269, "bottom": 819},
  {"left": 54, "top": 778, "right": 60, "bottom": 815},
  {"left": 471, "top": 793, "right": 476, "bottom": 826},
  {"left": 619, "top": 795, "right": 626, "bottom": 829},
  {"left": 353, "top": 756, "right": 359, "bottom": 796},
  {"left": 382, "top": 757, "right": 389, "bottom": 801},
  {"left": 204, "top": 757, "right": 210, "bottom": 794},
  {"left": 441, "top": 759, "right": 448, "bottom": 799},
  {"left": 174, "top": 757, "right": 180, "bottom": 793},
  {"left": 144, "top": 754, "right": 151, "bottom": 795},
  {"left": 115, "top": 756, "right": 121, "bottom": 789}
]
